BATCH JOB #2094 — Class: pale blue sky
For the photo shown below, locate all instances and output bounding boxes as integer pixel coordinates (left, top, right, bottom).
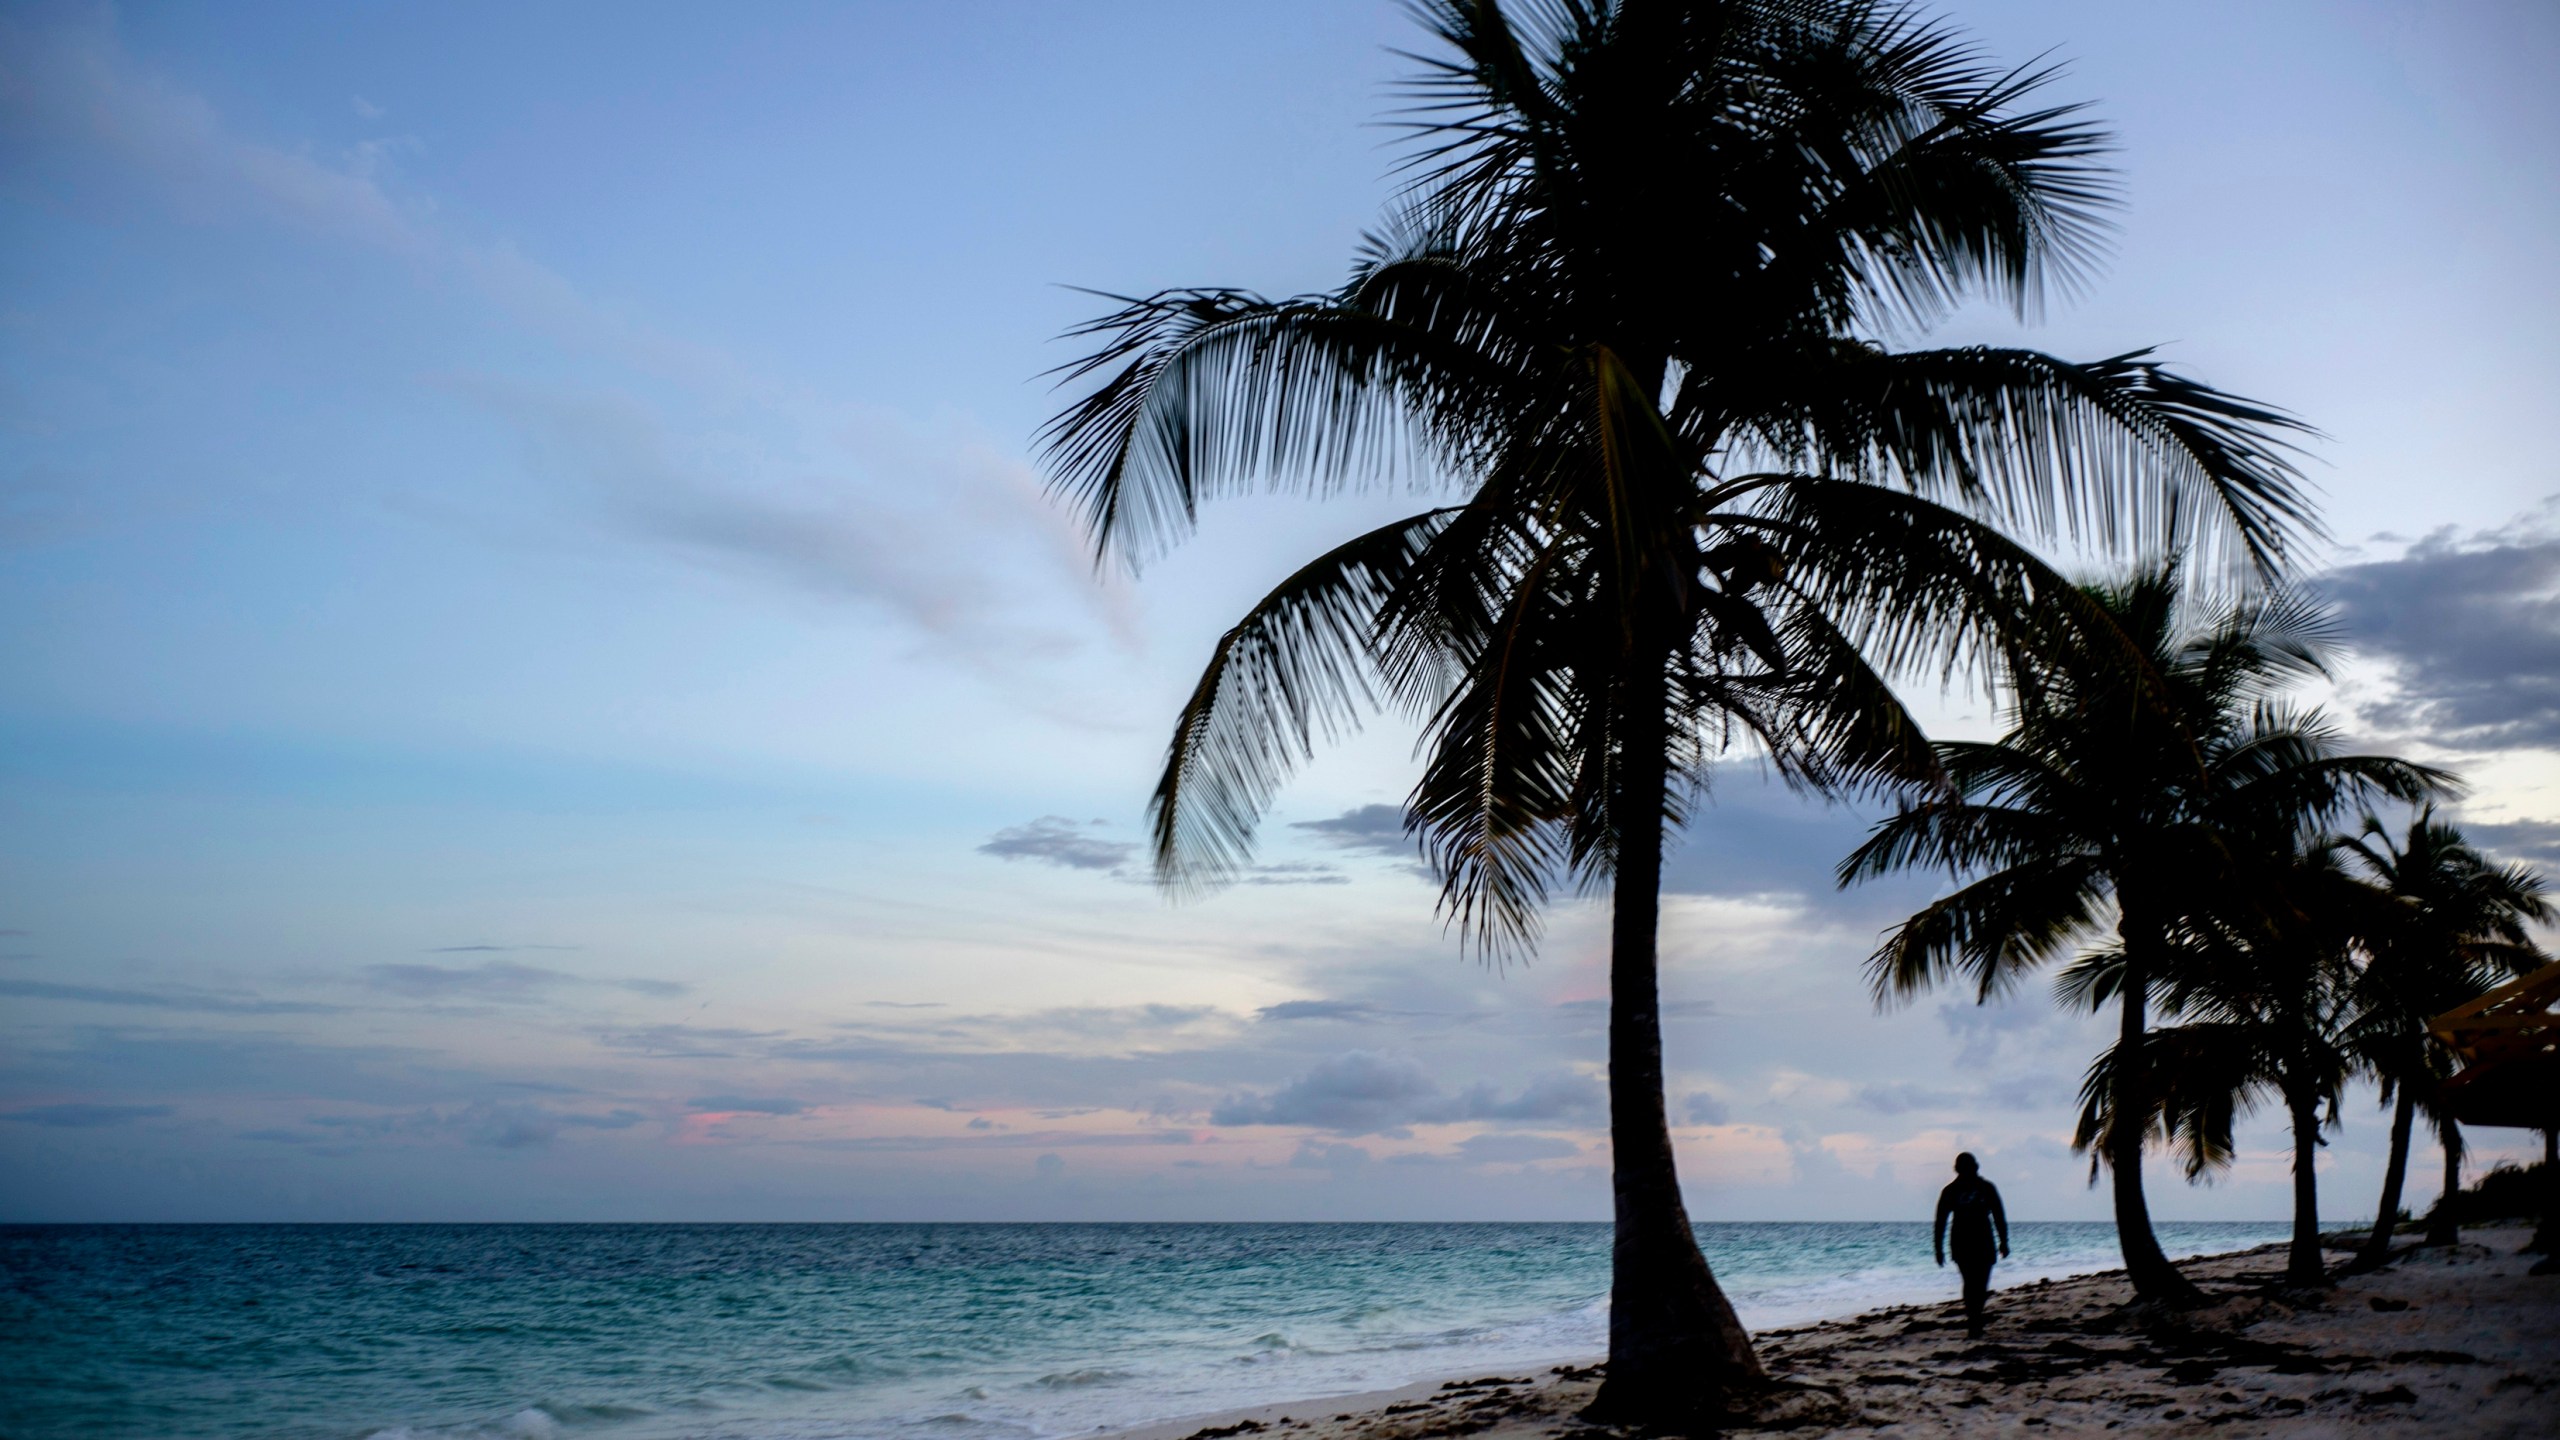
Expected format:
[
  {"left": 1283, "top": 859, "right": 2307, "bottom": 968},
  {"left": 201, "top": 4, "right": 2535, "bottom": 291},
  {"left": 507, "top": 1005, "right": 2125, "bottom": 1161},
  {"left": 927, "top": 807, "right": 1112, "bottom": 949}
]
[{"left": 2, "top": 0, "right": 2555, "bottom": 1221}]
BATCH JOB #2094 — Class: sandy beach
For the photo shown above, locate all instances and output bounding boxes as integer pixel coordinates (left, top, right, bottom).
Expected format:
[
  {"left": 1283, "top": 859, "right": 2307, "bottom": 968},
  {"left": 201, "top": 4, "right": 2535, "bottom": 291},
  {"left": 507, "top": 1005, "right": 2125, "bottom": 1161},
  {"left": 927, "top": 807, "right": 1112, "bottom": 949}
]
[{"left": 1114, "top": 1228, "right": 2558, "bottom": 1440}]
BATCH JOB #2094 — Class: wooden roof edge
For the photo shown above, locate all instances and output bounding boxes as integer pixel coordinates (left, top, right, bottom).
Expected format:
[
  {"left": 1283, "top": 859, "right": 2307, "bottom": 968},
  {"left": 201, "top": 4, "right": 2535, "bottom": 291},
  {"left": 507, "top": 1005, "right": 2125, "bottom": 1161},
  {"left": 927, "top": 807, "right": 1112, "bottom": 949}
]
[{"left": 2429, "top": 956, "right": 2560, "bottom": 1030}]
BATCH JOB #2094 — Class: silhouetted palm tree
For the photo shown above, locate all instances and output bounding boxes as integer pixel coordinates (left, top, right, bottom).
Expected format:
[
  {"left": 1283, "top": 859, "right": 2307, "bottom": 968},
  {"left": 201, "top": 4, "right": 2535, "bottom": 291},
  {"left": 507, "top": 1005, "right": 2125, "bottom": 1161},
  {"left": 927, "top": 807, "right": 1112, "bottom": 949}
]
[
  {"left": 2085, "top": 835, "right": 2379, "bottom": 1286},
  {"left": 2337, "top": 811, "right": 2549, "bottom": 1268},
  {"left": 1044, "top": 3, "right": 2312, "bottom": 1415},
  {"left": 1842, "top": 569, "right": 2446, "bottom": 1301}
]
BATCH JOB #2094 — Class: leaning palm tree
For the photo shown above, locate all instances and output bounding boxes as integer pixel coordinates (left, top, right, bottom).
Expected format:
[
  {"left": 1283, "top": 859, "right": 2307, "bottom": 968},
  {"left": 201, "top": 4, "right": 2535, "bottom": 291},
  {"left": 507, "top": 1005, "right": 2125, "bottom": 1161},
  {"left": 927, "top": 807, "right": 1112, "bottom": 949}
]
[
  {"left": 1842, "top": 570, "right": 2448, "bottom": 1301},
  {"left": 1043, "top": 3, "right": 2312, "bottom": 1416},
  {"left": 2337, "top": 811, "right": 2550, "bottom": 1269}
]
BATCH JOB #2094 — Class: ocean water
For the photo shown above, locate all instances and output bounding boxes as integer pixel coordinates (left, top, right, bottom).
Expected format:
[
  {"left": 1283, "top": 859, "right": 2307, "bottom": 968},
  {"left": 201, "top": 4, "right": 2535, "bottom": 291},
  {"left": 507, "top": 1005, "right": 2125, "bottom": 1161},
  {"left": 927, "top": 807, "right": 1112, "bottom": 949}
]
[{"left": 0, "top": 1221, "right": 2296, "bottom": 1440}]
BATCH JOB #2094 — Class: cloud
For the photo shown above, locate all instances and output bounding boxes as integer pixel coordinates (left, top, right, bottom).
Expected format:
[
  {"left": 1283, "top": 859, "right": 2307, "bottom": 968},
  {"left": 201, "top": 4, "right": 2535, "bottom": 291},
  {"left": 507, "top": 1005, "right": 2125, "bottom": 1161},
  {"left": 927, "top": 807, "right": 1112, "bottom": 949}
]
[
  {"left": 1554, "top": 997, "right": 1715, "bottom": 1021},
  {"left": 428, "top": 944, "right": 582, "bottom": 954},
  {"left": 1658, "top": 767, "right": 1912, "bottom": 908},
  {"left": 0, "top": 14, "right": 433, "bottom": 256},
  {"left": 1239, "top": 862, "right": 1349, "bottom": 887},
  {"left": 1935, "top": 1000, "right": 2052, "bottom": 1068},
  {"left": 688, "top": 1096, "right": 807, "bottom": 1116},
  {"left": 978, "top": 817, "right": 1138, "bottom": 872},
  {"left": 2468, "top": 818, "right": 2560, "bottom": 866},
  {"left": 460, "top": 1102, "right": 645, "bottom": 1150},
  {"left": 366, "top": 962, "right": 686, "bottom": 1001},
  {"left": 2, "top": 1102, "right": 175, "bottom": 1128},
  {"left": 458, "top": 380, "right": 1137, "bottom": 666},
  {"left": 2324, "top": 509, "right": 2560, "bottom": 750},
  {"left": 1209, "top": 1053, "right": 1602, "bottom": 1136},
  {"left": 0, "top": 11, "right": 1134, "bottom": 662},
  {"left": 1021, "top": 1004, "right": 1223, "bottom": 1035},
  {"left": 0, "top": 978, "right": 343, "bottom": 1015},
  {"left": 1851, "top": 1081, "right": 1971, "bottom": 1116},
  {"left": 367, "top": 961, "right": 575, "bottom": 998},
  {"left": 1210, "top": 1053, "right": 1442, "bottom": 1134},
  {"left": 1685, "top": 1091, "right": 1732, "bottom": 1126},
  {"left": 1293, "top": 805, "right": 1412, "bottom": 857},
  {"left": 1455, "top": 1132, "right": 1584, "bottom": 1164},
  {"left": 593, "top": 1024, "right": 785, "bottom": 1059},
  {"left": 1288, "top": 1140, "right": 1372, "bottom": 1174},
  {"left": 1450, "top": 1070, "right": 1605, "bottom": 1122},
  {"left": 1257, "top": 999, "right": 1379, "bottom": 1023}
]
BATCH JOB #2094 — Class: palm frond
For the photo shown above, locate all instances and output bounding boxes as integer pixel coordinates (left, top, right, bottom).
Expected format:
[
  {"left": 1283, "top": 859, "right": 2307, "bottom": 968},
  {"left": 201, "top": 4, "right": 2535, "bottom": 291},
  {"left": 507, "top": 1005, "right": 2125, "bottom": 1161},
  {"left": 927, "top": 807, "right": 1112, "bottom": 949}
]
[{"left": 1149, "top": 509, "right": 1457, "bottom": 890}]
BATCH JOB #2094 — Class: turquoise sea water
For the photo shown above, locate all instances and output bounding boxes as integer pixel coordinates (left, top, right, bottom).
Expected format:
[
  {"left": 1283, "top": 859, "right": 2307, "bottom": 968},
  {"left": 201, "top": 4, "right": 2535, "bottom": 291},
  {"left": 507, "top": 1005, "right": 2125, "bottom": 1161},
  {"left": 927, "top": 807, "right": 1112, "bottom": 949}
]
[{"left": 1, "top": 1221, "right": 2296, "bottom": 1440}]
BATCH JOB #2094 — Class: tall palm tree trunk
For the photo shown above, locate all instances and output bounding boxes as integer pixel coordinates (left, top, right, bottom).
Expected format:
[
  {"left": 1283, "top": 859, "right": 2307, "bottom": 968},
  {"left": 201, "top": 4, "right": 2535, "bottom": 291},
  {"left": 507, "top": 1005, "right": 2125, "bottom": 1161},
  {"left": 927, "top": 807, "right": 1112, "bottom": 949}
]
[
  {"left": 2352, "top": 1087, "right": 2417, "bottom": 1272},
  {"left": 1587, "top": 666, "right": 1763, "bottom": 1424},
  {"left": 2108, "top": 941, "right": 2203, "bottom": 1303},
  {"left": 2284, "top": 1076, "right": 2325, "bottom": 1285},
  {"left": 2424, "top": 1118, "right": 2462, "bottom": 1246}
]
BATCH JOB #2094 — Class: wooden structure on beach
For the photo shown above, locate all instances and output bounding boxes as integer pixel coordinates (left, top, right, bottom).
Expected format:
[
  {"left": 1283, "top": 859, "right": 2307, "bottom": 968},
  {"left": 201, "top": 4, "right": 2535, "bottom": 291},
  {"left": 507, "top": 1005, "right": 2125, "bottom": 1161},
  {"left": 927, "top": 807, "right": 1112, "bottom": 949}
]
[{"left": 2430, "top": 958, "right": 2560, "bottom": 1130}]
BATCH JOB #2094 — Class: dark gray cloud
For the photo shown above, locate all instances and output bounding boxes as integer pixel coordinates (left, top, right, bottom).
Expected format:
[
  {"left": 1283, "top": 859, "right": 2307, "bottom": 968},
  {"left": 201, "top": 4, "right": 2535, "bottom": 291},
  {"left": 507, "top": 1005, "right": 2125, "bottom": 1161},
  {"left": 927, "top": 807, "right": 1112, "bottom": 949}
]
[
  {"left": 2, "top": 1102, "right": 175, "bottom": 1127},
  {"left": 977, "top": 817, "right": 1137, "bottom": 871},
  {"left": 2467, "top": 818, "right": 2560, "bottom": 866},
  {"left": 2324, "top": 515, "right": 2560, "bottom": 750},
  {"left": 459, "top": 1102, "right": 646, "bottom": 1150},
  {"left": 1660, "top": 768, "right": 1916, "bottom": 910},
  {"left": 1292, "top": 805, "right": 1412, "bottom": 857},
  {"left": 688, "top": 1095, "right": 807, "bottom": 1115},
  {"left": 1209, "top": 1052, "right": 1601, "bottom": 1136},
  {"left": 0, "top": 978, "right": 344, "bottom": 1015},
  {"left": 278, "top": 1103, "right": 649, "bottom": 1151},
  {"left": 1293, "top": 776, "right": 1919, "bottom": 914}
]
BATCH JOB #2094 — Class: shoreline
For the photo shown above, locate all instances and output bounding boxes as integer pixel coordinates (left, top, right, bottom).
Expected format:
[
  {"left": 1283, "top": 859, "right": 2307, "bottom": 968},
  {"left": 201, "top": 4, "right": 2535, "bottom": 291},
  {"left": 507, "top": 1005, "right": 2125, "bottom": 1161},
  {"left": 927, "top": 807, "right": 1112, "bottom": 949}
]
[{"left": 1100, "top": 1227, "right": 2556, "bottom": 1440}]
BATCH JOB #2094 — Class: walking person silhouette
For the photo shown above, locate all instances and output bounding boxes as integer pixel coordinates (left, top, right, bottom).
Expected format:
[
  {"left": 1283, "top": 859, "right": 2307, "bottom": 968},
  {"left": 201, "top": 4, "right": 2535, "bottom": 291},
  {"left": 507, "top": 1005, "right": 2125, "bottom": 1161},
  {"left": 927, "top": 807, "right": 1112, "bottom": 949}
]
[{"left": 1935, "top": 1152, "right": 2010, "bottom": 1338}]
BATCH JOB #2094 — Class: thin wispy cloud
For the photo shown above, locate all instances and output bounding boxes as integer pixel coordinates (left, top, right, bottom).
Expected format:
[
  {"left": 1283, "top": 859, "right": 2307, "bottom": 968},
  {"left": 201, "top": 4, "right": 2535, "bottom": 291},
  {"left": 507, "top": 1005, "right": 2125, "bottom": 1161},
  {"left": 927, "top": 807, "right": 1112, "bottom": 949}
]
[
  {"left": 365, "top": 962, "right": 687, "bottom": 1002},
  {"left": 0, "top": 978, "right": 344, "bottom": 1016},
  {"left": 0, "top": 7, "right": 1134, "bottom": 665},
  {"left": 2, "top": 1103, "right": 176, "bottom": 1128}
]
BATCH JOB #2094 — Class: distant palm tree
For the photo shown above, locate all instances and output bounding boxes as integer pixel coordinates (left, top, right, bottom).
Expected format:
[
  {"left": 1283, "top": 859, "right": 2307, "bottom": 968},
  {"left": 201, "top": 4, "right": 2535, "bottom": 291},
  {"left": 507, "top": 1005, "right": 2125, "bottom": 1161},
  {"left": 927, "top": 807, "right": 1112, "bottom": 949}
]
[
  {"left": 2337, "top": 812, "right": 2549, "bottom": 1268},
  {"left": 2085, "top": 834, "right": 2380, "bottom": 1286},
  {"left": 1044, "top": 3, "right": 2312, "bottom": 1415},
  {"left": 1842, "top": 569, "right": 2447, "bottom": 1301}
]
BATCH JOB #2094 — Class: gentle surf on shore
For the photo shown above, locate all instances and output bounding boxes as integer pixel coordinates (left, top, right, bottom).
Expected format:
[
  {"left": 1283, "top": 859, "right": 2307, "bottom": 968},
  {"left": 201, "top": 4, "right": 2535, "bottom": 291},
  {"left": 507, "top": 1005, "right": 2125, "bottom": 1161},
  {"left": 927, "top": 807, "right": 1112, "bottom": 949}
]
[{"left": 4, "top": 1219, "right": 2309, "bottom": 1440}]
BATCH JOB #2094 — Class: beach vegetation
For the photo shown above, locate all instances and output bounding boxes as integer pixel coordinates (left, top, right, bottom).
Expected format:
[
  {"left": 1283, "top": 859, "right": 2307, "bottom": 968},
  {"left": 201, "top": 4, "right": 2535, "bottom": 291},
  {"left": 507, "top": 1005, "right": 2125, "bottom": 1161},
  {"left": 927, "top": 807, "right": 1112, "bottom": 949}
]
[
  {"left": 2333, "top": 812, "right": 2550, "bottom": 1269},
  {"left": 1843, "top": 567, "right": 2447, "bottom": 1297}
]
